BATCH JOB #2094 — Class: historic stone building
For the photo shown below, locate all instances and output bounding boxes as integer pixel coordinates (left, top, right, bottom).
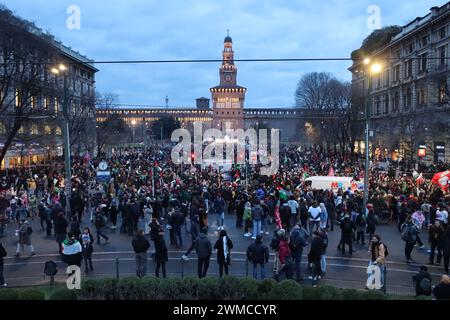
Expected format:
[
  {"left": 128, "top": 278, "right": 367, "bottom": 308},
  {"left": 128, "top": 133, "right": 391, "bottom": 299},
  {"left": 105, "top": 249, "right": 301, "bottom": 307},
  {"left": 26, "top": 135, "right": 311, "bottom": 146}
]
[
  {"left": 349, "top": 3, "right": 450, "bottom": 164},
  {"left": 97, "top": 33, "right": 310, "bottom": 144},
  {"left": 0, "top": 10, "right": 97, "bottom": 169}
]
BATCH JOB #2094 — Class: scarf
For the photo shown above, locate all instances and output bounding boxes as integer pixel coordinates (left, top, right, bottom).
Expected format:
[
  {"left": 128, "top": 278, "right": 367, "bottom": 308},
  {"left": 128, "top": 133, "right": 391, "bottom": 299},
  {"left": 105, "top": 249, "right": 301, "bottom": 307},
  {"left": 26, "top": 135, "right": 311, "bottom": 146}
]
[{"left": 222, "top": 236, "right": 229, "bottom": 260}]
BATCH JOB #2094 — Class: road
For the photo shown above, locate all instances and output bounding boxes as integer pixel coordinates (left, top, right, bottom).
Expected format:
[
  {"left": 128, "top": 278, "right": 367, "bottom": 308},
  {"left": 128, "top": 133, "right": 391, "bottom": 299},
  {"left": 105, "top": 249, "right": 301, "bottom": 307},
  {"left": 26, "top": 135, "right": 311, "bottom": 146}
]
[{"left": 0, "top": 211, "right": 446, "bottom": 296}]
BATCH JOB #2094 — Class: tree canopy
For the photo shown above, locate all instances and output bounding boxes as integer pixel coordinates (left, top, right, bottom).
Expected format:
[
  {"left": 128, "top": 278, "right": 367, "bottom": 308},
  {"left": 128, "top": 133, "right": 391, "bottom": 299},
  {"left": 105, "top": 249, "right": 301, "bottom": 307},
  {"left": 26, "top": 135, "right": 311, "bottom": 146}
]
[{"left": 351, "top": 25, "right": 402, "bottom": 60}]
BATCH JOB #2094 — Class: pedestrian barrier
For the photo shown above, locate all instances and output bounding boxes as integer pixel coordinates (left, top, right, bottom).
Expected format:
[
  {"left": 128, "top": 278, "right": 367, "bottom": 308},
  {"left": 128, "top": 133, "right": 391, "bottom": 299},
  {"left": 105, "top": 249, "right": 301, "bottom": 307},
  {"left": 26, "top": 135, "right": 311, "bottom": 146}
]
[{"left": 115, "top": 258, "right": 119, "bottom": 279}]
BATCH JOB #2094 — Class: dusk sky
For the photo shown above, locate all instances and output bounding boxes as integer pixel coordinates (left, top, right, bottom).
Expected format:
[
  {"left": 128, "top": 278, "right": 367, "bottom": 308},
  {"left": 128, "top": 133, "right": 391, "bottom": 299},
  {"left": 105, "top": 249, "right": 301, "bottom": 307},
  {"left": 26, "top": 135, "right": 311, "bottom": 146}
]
[{"left": 1, "top": 0, "right": 445, "bottom": 107}]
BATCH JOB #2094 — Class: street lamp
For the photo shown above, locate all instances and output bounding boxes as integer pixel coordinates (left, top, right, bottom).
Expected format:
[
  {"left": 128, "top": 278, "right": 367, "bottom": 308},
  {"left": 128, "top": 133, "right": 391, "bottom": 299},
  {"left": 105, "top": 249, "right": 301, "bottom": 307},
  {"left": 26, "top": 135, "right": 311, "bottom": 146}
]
[
  {"left": 360, "top": 58, "right": 383, "bottom": 214},
  {"left": 131, "top": 120, "right": 137, "bottom": 143},
  {"left": 50, "top": 63, "right": 71, "bottom": 216}
]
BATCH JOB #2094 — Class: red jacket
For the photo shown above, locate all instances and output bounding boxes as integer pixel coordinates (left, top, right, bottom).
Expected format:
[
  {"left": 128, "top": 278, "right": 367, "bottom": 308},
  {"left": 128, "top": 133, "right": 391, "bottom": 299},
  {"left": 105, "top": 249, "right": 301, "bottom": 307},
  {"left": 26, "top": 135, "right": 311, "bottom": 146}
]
[{"left": 278, "top": 240, "right": 291, "bottom": 264}]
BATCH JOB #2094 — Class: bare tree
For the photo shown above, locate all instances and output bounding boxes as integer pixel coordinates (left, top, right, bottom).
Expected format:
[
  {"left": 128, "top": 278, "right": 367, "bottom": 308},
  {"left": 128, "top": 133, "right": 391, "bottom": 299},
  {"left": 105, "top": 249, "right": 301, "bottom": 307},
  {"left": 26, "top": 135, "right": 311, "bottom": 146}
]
[{"left": 0, "top": 6, "right": 58, "bottom": 165}]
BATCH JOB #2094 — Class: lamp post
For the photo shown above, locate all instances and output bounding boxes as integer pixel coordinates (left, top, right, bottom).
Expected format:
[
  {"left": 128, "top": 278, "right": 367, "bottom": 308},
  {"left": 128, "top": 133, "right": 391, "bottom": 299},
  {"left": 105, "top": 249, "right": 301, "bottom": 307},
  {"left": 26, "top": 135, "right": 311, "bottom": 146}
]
[
  {"left": 51, "top": 63, "right": 71, "bottom": 216},
  {"left": 131, "top": 120, "right": 137, "bottom": 144},
  {"left": 361, "top": 58, "right": 382, "bottom": 214}
]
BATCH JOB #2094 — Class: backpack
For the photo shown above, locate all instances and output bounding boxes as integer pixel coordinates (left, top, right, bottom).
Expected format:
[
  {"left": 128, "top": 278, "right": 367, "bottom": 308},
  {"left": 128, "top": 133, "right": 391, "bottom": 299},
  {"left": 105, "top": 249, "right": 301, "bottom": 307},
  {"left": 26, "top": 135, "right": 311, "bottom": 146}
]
[
  {"left": 418, "top": 277, "right": 432, "bottom": 294},
  {"left": 401, "top": 226, "right": 414, "bottom": 242},
  {"left": 44, "top": 260, "right": 58, "bottom": 276}
]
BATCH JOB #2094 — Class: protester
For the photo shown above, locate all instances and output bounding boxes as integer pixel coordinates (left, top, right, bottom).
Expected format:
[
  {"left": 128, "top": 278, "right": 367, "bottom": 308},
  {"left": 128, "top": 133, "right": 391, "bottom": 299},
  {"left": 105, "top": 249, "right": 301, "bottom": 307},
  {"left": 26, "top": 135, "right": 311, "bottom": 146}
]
[
  {"left": 247, "top": 235, "right": 269, "bottom": 280},
  {"left": 289, "top": 224, "right": 306, "bottom": 281},
  {"left": 412, "top": 266, "right": 432, "bottom": 297},
  {"left": 15, "top": 218, "right": 35, "bottom": 257},
  {"left": 154, "top": 228, "right": 168, "bottom": 278},
  {"left": 433, "top": 275, "right": 450, "bottom": 300},
  {"left": 80, "top": 227, "right": 94, "bottom": 274},
  {"left": 0, "top": 242, "right": 6, "bottom": 287},
  {"left": 61, "top": 231, "right": 83, "bottom": 268},
  {"left": 195, "top": 227, "right": 212, "bottom": 278},
  {"left": 368, "top": 234, "right": 387, "bottom": 293},
  {"left": 132, "top": 229, "right": 150, "bottom": 278},
  {"left": 214, "top": 230, "right": 233, "bottom": 277}
]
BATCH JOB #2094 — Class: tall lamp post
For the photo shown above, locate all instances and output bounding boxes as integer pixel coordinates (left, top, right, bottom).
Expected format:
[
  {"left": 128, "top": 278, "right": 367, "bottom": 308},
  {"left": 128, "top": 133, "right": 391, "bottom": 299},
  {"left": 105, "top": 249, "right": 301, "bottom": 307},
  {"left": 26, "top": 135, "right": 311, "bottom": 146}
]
[
  {"left": 131, "top": 120, "right": 137, "bottom": 144},
  {"left": 51, "top": 64, "right": 71, "bottom": 216},
  {"left": 360, "top": 58, "right": 382, "bottom": 214}
]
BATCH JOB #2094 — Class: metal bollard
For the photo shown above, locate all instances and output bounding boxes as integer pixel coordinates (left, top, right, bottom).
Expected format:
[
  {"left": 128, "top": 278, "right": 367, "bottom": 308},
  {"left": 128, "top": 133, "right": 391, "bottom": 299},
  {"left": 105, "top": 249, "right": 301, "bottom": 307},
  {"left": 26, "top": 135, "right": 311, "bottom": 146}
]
[
  {"left": 115, "top": 258, "right": 119, "bottom": 279},
  {"left": 181, "top": 258, "right": 184, "bottom": 279},
  {"left": 245, "top": 259, "right": 249, "bottom": 277}
]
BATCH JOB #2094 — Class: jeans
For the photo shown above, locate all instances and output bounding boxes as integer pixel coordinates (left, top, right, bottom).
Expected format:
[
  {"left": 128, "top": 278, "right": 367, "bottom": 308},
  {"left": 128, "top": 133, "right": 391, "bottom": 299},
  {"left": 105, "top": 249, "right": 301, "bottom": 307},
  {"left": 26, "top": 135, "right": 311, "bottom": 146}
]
[
  {"left": 83, "top": 252, "right": 93, "bottom": 271},
  {"left": 185, "top": 239, "right": 195, "bottom": 256},
  {"left": 293, "top": 255, "right": 302, "bottom": 280},
  {"left": 341, "top": 236, "right": 353, "bottom": 255},
  {"left": 261, "top": 217, "right": 267, "bottom": 233},
  {"left": 405, "top": 242, "right": 414, "bottom": 260},
  {"left": 135, "top": 252, "right": 147, "bottom": 278},
  {"left": 253, "top": 262, "right": 266, "bottom": 280},
  {"left": 96, "top": 227, "right": 109, "bottom": 244},
  {"left": 429, "top": 240, "right": 442, "bottom": 264},
  {"left": 321, "top": 255, "right": 326, "bottom": 273},
  {"left": 173, "top": 226, "right": 183, "bottom": 248},
  {"left": 198, "top": 257, "right": 210, "bottom": 278},
  {"left": 252, "top": 220, "right": 261, "bottom": 238},
  {"left": 216, "top": 212, "right": 224, "bottom": 228},
  {"left": 310, "top": 220, "right": 320, "bottom": 233},
  {"left": 0, "top": 262, "right": 4, "bottom": 285},
  {"left": 356, "top": 231, "right": 365, "bottom": 244},
  {"left": 156, "top": 261, "right": 166, "bottom": 277}
]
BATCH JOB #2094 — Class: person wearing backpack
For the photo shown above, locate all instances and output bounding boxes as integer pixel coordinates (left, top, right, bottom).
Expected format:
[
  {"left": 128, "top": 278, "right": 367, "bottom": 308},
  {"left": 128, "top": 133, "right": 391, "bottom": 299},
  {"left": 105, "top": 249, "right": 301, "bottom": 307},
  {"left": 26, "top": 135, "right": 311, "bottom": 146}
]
[
  {"left": 401, "top": 216, "right": 420, "bottom": 263},
  {"left": 93, "top": 207, "right": 109, "bottom": 245},
  {"left": 289, "top": 224, "right": 306, "bottom": 281},
  {"left": 251, "top": 200, "right": 264, "bottom": 240},
  {"left": 368, "top": 234, "right": 387, "bottom": 293},
  {"left": 15, "top": 218, "right": 35, "bottom": 257},
  {"left": 0, "top": 242, "right": 7, "bottom": 286},
  {"left": 412, "top": 265, "right": 432, "bottom": 297}
]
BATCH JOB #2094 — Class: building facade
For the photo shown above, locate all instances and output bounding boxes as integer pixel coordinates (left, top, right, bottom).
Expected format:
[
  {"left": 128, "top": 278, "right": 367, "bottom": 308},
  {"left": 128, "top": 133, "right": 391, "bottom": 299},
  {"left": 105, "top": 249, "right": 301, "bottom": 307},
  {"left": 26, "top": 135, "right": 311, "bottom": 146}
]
[
  {"left": 0, "top": 9, "right": 97, "bottom": 169},
  {"left": 349, "top": 3, "right": 450, "bottom": 164}
]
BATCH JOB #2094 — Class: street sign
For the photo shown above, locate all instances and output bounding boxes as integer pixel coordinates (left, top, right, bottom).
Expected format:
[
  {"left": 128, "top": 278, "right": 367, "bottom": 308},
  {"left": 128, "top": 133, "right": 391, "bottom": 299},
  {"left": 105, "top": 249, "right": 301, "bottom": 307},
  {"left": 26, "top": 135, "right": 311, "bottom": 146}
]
[
  {"left": 417, "top": 148, "right": 426, "bottom": 158},
  {"left": 96, "top": 170, "right": 111, "bottom": 182},
  {"left": 98, "top": 161, "right": 108, "bottom": 171}
]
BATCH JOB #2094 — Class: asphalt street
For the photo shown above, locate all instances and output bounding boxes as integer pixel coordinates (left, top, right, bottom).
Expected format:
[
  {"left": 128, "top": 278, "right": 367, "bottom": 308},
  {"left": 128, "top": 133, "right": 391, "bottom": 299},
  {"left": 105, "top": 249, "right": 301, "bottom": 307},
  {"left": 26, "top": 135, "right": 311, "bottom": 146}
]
[{"left": 0, "top": 211, "right": 446, "bottom": 296}]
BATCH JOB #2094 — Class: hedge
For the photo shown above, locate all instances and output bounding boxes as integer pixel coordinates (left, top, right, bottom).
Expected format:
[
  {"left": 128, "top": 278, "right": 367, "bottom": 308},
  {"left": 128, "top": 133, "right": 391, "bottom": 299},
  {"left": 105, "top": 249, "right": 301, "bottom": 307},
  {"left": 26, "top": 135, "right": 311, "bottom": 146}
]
[{"left": 0, "top": 277, "right": 420, "bottom": 300}]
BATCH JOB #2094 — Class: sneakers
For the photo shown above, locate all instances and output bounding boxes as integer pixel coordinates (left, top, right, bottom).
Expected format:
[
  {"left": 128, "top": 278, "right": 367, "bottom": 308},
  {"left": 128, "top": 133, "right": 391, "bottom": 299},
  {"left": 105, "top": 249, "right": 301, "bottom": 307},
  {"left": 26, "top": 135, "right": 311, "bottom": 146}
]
[
  {"left": 265, "top": 231, "right": 269, "bottom": 235},
  {"left": 181, "top": 255, "right": 189, "bottom": 261},
  {"left": 419, "top": 245, "right": 425, "bottom": 249},
  {"left": 251, "top": 236, "right": 257, "bottom": 240},
  {"left": 308, "top": 276, "right": 313, "bottom": 280},
  {"left": 244, "top": 233, "right": 252, "bottom": 237},
  {"left": 1, "top": 284, "right": 7, "bottom": 287}
]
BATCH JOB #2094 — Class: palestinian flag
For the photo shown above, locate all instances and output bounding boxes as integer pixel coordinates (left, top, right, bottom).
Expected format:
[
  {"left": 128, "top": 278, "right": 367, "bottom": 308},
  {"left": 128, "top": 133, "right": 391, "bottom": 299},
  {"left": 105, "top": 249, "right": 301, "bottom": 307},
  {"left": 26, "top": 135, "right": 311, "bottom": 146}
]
[
  {"left": 278, "top": 188, "right": 288, "bottom": 201},
  {"left": 431, "top": 171, "right": 450, "bottom": 190},
  {"left": 302, "top": 171, "right": 309, "bottom": 180}
]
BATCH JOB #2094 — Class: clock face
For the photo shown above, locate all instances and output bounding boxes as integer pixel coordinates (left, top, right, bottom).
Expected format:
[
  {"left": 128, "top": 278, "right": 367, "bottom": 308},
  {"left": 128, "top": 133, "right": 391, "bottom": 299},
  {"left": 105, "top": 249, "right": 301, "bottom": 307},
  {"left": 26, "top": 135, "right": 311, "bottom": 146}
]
[
  {"left": 224, "top": 74, "right": 232, "bottom": 82},
  {"left": 98, "top": 161, "right": 108, "bottom": 171}
]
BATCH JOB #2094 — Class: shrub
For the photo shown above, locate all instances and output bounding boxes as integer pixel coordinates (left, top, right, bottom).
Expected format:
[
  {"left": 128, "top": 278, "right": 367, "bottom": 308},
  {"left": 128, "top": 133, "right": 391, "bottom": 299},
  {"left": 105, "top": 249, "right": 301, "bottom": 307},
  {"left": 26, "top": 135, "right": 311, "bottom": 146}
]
[
  {"left": 415, "top": 295, "right": 432, "bottom": 300},
  {"left": 18, "top": 288, "right": 45, "bottom": 300},
  {"left": 138, "top": 276, "right": 161, "bottom": 299},
  {"left": 340, "top": 288, "right": 363, "bottom": 300},
  {"left": 257, "top": 279, "right": 277, "bottom": 300},
  {"left": 197, "top": 277, "right": 221, "bottom": 300},
  {"left": 117, "top": 277, "right": 140, "bottom": 300},
  {"left": 268, "top": 280, "right": 302, "bottom": 300},
  {"left": 237, "top": 277, "right": 259, "bottom": 300},
  {"left": 0, "top": 289, "right": 19, "bottom": 300},
  {"left": 158, "top": 278, "right": 185, "bottom": 300},
  {"left": 176, "top": 277, "right": 199, "bottom": 300},
  {"left": 317, "top": 285, "right": 342, "bottom": 300},
  {"left": 217, "top": 276, "right": 243, "bottom": 300},
  {"left": 302, "top": 286, "right": 321, "bottom": 300},
  {"left": 48, "top": 288, "right": 78, "bottom": 300},
  {"left": 79, "top": 278, "right": 118, "bottom": 300},
  {"left": 360, "top": 290, "right": 388, "bottom": 300}
]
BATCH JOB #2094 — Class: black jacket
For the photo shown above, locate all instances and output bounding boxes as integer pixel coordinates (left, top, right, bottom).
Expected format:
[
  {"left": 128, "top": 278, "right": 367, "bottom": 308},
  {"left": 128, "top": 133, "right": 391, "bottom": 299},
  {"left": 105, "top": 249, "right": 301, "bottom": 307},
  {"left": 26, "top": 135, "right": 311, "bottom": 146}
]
[
  {"left": 412, "top": 270, "right": 432, "bottom": 296},
  {"left": 0, "top": 243, "right": 6, "bottom": 263},
  {"left": 214, "top": 236, "right": 233, "bottom": 264},
  {"left": 308, "top": 237, "right": 322, "bottom": 261},
  {"left": 154, "top": 235, "right": 168, "bottom": 262},
  {"left": 132, "top": 235, "right": 150, "bottom": 253},
  {"left": 433, "top": 282, "right": 450, "bottom": 300},
  {"left": 289, "top": 228, "right": 306, "bottom": 257},
  {"left": 247, "top": 241, "right": 269, "bottom": 264},
  {"left": 172, "top": 210, "right": 185, "bottom": 228},
  {"left": 340, "top": 218, "right": 354, "bottom": 237},
  {"left": 195, "top": 233, "right": 212, "bottom": 258},
  {"left": 443, "top": 229, "right": 450, "bottom": 256},
  {"left": 54, "top": 216, "right": 68, "bottom": 234}
]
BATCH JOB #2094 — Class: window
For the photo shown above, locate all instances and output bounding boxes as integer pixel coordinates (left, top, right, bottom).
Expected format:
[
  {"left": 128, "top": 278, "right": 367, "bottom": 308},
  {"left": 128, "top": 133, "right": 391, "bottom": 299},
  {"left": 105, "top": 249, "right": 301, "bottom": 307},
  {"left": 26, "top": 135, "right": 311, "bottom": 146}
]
[
  {"left": 417, "top": 87, "right": 427, "bottom": 106},
  {"left": 405, "top": 60, "right": 413, "bottom": 78},
  {"left": 404, "top": 88, "right": 412, "bottom": 110},
  {"left": 395, "top": 49, "right": 401, "bottom": 59},
  {"left": 393, "top": 92, "right": 400, "bottom": 112},
  {"left": 44, "top": 97, "right": 49, "bottom": 110},
  {"left": 0, "top": 123, "right": 5, "bottom": 133},
  {"left": 55, "top": 126, "right": 62, "bottom": 135},
  {"left": 408, "top": 42, "right": 414, "bottom": 53},
  {"left": 384, "top": 95, "right": 389, "bottom": 114},
  {"left": 422, "top": 35, "right": 429, "bottom": 47},
  {"left": 439, "top": 45, "right": 447, "bottom": 65},
  {"left": 393, "top": 65, "right": 400, "bottom": 82},
  {"left": 439, "top": 81, "right": 447, "bottom": 103},
  {"left": 31, "top": 96, "right": 36, "bottom": 109},
  {"left": 44, "top": 125, "right": 51, "bottom": 135},
  {"left": 440, "top": 26, "right": 446, "bottom": 39},
  {"left": 30, "top": 124, "right": 38, "bottom": 135},
  {"left": 375, "top": 96, "right": 380, "bottom": 115},
  {"left": 376, "top": 75, "right": 381, "bottom": 88},
  {"left": 54, "top": 98, "right": 59, "bottom": 113},
  {"left": 15, "top": 89, "right": 21, "bottom": 107},
  {"left": 385, "top": 70, "right": 390, "bottom": 86},
  {"left": 419, "top": 53, "right": 427, "bottom": 72},
  {"left": 18, "top": 126, "right": 24, "bottom": 134}
]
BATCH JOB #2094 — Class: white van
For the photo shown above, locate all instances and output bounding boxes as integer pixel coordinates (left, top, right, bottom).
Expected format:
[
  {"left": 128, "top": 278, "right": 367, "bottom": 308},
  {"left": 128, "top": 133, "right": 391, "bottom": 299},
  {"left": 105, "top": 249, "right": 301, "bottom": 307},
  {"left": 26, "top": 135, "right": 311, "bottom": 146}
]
[{"left": 304, "top": 176, "right": 364, "bottom": 191}]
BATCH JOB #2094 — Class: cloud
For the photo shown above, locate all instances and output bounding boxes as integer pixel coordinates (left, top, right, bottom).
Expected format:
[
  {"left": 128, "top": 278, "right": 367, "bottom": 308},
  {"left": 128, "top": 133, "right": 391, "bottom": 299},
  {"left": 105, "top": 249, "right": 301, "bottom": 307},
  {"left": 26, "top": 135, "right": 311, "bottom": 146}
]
[{"left": 1, "top": 0, "right": 444, "bottom": 106}]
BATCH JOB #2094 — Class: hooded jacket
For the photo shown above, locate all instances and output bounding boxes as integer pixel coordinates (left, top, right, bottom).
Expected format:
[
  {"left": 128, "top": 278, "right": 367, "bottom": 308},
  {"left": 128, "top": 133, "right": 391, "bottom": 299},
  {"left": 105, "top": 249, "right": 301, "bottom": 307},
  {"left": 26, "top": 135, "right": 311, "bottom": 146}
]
[
  {"left": 247, "top": 239, "right": 269, "bottom": 264},
  {"left": 61, "top": 238, "right": 82, "bottom": 266},
  {"left": 195, "top": 233, "right": 212, "bottom": 258}
]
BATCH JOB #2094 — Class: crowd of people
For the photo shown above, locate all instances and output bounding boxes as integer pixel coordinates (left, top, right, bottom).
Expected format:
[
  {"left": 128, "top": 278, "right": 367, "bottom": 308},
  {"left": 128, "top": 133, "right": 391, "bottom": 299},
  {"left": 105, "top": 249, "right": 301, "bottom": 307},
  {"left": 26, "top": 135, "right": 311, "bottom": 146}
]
[{"left": 0, "top": 144, "right": 449, "bottom": 299}]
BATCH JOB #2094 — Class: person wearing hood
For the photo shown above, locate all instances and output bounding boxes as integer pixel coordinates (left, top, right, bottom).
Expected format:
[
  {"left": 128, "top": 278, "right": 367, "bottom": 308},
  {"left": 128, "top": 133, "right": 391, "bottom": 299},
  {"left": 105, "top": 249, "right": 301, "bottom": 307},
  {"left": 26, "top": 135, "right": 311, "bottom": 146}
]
[
  {"left": 412, "top": 265, "right": 432, "bottom": 296},
  {"left": 182, "top": 213, "right": 200, "bottom": 261},
  {"left": 214, "top": 230, "right": 233, "bottom": 277},
  {"left": 308, "top": 201, "right": 321, "bottom": 233},
  {"left": 195, "top": 227, "right": 212, "bottom": 278},
  {"left": 132, "top": 229, "right": 150, "bottom": 278},
  {"left": 339, "top": 213, "right": 354, "bottom": 255},
  {"left": 247, "top": 235, "right": 269, "bottom": 280},
  {"left": 251, "top": 200, "right": 263, "bottom": 240},
  {"left": 154, "top": 228, "right": 168, "bottom": 278},
  {"left": 171, "top": 206, "right": 185, "bottom": 248},
  {"left": 275, "top": 235, "right": 292, "bottom": 281},
  {"left": 15, "top": 218, "right": 35, "bottom": 257},
  {"left": 243, "top": 202, "right": 252, "bottom": 237},
  {"left": 280, "top": 201, "right": 291, "bottom": 233},
  {"left": 61, "top": 231, "right": 82, "bottom": 267},
  {"left": 289, "top": 224, "right": 306, "bottom": 281}
]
